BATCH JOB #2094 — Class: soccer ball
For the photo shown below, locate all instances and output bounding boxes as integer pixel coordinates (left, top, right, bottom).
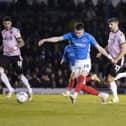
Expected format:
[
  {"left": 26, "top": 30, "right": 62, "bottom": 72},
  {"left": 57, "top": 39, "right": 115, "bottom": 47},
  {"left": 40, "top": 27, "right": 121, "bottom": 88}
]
[{"left": 16, "top": 92, "right": 28, "bottom": 103}]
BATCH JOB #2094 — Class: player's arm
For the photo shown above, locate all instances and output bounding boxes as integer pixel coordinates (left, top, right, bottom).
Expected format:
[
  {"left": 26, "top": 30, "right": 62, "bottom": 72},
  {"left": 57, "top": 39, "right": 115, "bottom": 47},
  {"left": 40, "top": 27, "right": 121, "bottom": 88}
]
[
  {"left": 16, "top": 37, "right": 25, "bottom": 48},
  {"left": 60, "top": 56, "right": 67, "bottom": 65},
  {"left": 89, "top": 34, "right": 113, "bottom": 61},
  {"left": 114, "top": 44, "right": 126, "bottom": 64},
  {"left": 9, "top": 30, "right": 24, "bottom": 52},
  {"left": 96, "top": 45, "right": 108, "bottom": 58},
  {"left": 95, "top": 44, "right": 113, "bottom": 61},
  {"left": 15, "top": 29, "right": 25, "bottom": 48},
  {"left": 9, "top": 38, "right": 24, "bottom": 53},
  {"left": 60, "top": 59, "right": 65, "bottom": 64},
  {"left": 38, "top": 36, "right": 64, "bottom": 46}
]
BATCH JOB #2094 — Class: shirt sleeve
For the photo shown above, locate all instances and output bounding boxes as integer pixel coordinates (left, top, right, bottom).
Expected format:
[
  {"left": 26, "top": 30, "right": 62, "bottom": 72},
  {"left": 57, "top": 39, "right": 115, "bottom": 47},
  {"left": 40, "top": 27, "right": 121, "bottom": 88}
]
[
  {"left": 119, "top": 32, "right": 126, "bottom": 44},
  {"left": 88, "top": 34, "right": 98, "bottom": 46},
  {"left": 63, "top": 32, "right": 72, "bottom": 41},
  {"left": 14, "top": 28, "right": 21, "bottom": 38}
]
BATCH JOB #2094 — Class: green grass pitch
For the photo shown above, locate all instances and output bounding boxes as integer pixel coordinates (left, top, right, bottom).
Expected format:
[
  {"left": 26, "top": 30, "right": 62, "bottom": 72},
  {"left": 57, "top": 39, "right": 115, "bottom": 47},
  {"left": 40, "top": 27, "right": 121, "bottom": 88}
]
[{"left": 0, "top": 94, "right": 126, "bottom": 126}]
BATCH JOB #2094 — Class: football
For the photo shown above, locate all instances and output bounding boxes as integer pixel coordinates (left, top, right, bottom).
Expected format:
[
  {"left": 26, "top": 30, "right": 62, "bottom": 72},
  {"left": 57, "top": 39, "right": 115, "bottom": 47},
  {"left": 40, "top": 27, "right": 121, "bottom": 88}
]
[{"left": 16, "top": 92, "right": 29, "bottom": 103}]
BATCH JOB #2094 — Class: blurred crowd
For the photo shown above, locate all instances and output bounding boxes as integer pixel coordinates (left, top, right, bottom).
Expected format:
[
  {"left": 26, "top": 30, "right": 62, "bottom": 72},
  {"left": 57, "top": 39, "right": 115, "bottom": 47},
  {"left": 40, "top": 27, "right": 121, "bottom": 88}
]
[{"left": 0, "top": 0, "right": 126, "bottom": 89}]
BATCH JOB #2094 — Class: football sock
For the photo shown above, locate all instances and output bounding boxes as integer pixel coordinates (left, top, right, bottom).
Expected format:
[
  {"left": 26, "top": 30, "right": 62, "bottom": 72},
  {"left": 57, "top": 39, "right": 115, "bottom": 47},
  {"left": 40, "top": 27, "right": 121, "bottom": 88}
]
[
  {"left": 1, "top": 73, "right": 14, "bottom": 91},
  {"left": 81, "top": 84, "right": 99, "bottom": 95},
  {"left": 86, "top": 76, "right": 92, "bottom": 82},
  {"left": 110, "top": 81, "right": 118, "bottom": 99},
  {"left": 20, "top": 74, "right": 32, "bottom": 94},
  {"left": 68, "top": 79, "right": 75, "bottom": 91},
  {"left": 75, "top": 75, "right": 86, "bottom": 93},
  {"left": 115, "top": 72, "right": 126, "bottom": 80}
]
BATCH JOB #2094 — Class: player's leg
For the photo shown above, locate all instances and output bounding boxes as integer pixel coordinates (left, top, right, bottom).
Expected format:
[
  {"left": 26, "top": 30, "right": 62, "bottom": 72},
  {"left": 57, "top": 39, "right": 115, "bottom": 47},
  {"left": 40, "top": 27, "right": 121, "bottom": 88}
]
[
  {"left": 20, "top": 74, "right": 32, "bottom": 101},
  {"left": 115, "top": 72, "right": 126, "bottom": 80},
  {"left": 69, "top": 71, "right": 109, "bottom": 104},
  {"left": 62, "top": 72, "right": 75, "bottom": 96},
  {"left": 69, "top": 59, "right": 89, "bottom": 103},
  {"left": 80, "top": 75, "right": 109, "bottom": 104},
  {"left": 15, "top": 56, "right": 32, "bottom": 101},
  {"left": 63, "top": 73, "right": 101, "bottom": 97},
  {"left": 80, "top": 83, "right": 109, "bottom": 104},
  {"left": 69, "top": 60, "right": 87, "bottom": 103},
  {"left": 67, "top": 72, "right": 75, "bottom": 91},
  {"left": 69, "top": 59, "right": 109, "bottom": 104},
  {"left": 107, "top": 74, "right": 119, "bottom": 103},
  {"left": 0, "top": 67, "right": 14, "bottom": 98},
  {"left": 86, "top": 74, "right": 101, "bottom": 83},
  {"left": 107, "top": 63, "right": 123, "bottom": 103}
]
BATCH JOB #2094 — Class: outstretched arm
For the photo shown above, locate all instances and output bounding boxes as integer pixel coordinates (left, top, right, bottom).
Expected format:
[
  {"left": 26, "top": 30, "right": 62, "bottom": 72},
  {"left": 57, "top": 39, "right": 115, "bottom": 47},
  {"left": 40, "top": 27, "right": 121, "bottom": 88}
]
[
  {"left": 96, "top": 46, "right": 108, "bottom": 58},
  {"left": 95, "top": 44, "right": 113, "bottom": 61},
  {"left": 38, "top": 36, "right": 64, "bottom": 46}
]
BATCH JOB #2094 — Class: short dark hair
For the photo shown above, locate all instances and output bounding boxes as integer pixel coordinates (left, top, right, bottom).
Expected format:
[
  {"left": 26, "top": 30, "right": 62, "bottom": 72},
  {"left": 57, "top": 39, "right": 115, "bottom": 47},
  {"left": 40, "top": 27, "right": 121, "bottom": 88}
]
[
  {"left": 107, "top": 17, "right": 119, "bottom": 23},
  {"left": 3, "top": 16, "right": 12, "bottom": 22},
  {"left": 74, "top": 22, "right": 84, "bottom": 30}
]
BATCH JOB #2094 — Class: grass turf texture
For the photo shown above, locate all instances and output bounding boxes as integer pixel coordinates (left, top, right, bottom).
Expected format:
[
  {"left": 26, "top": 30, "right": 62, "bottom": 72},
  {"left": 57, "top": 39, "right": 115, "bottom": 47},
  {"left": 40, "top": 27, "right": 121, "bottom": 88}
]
[{"left": 0, "top": 94, "right": 126, "bottom": 126}]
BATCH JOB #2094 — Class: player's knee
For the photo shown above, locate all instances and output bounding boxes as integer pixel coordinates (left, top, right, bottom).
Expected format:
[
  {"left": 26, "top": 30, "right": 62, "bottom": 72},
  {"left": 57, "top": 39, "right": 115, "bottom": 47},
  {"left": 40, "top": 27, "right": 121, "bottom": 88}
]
[
  {"left": 71, "top": 72, "right": 75, "bottom": 79},
  {"left": 107, "top": 75, "right": 115, "bottom": 83},
  {"left": 80, "top": 71, "right": 88, "bottom": 76},
  {"left": 0, "top": 67, "right": 5, "bottom": 74},
  {"left": 19, "top": 73, "right": 23, "bottom": 78},
  {"left": 82, "top": 84, "right": 86, "bottom": 89},
  {"left": 16, "top": 68, "right": 23, "bottom": 75},
  {"left": 71, "top": 76, "right": 75, "bottom": 80}
]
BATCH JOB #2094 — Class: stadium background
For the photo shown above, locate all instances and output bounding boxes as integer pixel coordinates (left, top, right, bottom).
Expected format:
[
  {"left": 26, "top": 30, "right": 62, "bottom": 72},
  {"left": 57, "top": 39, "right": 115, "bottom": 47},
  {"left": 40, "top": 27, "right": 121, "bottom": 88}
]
[{"left": 0, "top": 0, "right": 126, "bottom": 93}]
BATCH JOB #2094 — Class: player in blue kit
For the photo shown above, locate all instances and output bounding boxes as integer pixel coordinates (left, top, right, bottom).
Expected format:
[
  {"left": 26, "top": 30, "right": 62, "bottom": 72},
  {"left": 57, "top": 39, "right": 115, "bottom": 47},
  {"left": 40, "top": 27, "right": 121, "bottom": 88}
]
[
  {"left": 38, "top": 22, "right": 114, "bottom": 104},
  {"left": 60, "top": 44, "right": 101, "bottom": 96},
  {"left": 60, "top": 44, "right": 75, "bottom": 72}
]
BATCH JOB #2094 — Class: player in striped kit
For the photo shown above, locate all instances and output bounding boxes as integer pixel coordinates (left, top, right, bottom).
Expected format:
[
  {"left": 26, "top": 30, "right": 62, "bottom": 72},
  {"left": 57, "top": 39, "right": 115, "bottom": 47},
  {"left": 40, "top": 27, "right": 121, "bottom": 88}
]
[
  {"left": 38, "top": 22, "right": 114, "bottom": 104},
  {"left": 0, "top": 16, "right": 32, "bottom": 100}
]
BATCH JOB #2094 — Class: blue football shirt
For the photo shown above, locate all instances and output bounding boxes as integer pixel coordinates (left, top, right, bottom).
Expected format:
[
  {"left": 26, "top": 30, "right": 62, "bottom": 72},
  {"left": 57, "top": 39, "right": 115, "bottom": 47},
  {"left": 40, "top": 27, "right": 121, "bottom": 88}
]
[
  {"left": 63, "top": 32, "right": 98, "bottom": 60},
  {"left": 61, "top": 45, "right": 75, "bottom": 67}
]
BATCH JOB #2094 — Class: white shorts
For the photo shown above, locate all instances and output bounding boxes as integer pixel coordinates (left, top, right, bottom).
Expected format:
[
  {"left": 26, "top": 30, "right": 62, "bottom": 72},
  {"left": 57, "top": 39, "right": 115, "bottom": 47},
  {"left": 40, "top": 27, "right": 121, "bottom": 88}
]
[{"left": 74, "top": 59, "right": 91, "bottom": 78}]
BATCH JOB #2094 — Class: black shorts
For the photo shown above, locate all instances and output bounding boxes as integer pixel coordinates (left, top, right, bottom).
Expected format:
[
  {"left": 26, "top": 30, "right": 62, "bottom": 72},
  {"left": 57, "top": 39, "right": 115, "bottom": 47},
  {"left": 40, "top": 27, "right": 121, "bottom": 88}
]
[
  {"left": 0, "top": 55, "right": 23, "bottom": 74},
  {"left": 104, "top": 58, "right": 126, "bottom": 77}
]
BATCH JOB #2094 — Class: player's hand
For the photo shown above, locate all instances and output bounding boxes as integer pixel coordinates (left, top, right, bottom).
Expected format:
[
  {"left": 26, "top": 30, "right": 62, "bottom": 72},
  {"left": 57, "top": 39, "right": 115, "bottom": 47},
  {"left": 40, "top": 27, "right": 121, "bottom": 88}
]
[
  {"left": 38, "top": 40, "right": 45, "bottom": 46},
  {"left": 8, "top": 47, "right": 18, "bottom": 53},
  {"left": 96, "top": 53, "right": 102, "bottom": 58},
  {"left": 60, "top": 60, "right": 64, "bottom": 65},
  {"left": 107, "top": 55, "right": 116, "bottom": 64},
  {"left": 111, "top": 59, "right": 118, "bottom": 64}
]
